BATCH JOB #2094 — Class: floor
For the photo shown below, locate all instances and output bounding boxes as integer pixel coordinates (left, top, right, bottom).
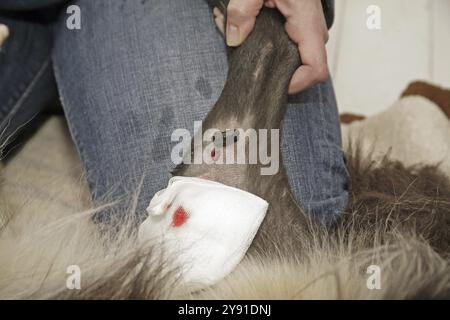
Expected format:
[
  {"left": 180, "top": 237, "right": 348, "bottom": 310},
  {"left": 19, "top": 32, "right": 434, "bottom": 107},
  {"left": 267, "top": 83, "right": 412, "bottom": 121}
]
[{"left": 326, "top": 0, "right": 450, "bottom": 116}]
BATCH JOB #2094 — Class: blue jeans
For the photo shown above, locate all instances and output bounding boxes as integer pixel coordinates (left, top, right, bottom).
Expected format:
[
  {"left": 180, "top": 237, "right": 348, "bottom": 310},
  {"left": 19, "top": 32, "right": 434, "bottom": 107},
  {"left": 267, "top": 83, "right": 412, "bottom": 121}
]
[
  {"left": 0, "top": 10, "right": 57, "bottom": 143},
  {"left": 0, "top": 0, "right": 348, "bottom": 225}
]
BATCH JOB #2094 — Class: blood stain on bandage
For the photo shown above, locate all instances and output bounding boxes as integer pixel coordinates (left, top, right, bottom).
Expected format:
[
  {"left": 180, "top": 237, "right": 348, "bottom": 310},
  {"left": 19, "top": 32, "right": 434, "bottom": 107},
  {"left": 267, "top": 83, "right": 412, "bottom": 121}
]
[{"left": 172, "top": 206, "right": 188, "bottom": 227}]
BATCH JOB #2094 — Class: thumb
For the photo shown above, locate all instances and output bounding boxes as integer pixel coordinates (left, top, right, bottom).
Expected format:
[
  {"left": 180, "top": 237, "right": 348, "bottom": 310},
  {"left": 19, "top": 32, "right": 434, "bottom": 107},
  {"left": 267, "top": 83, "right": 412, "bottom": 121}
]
[{"left": 226, "top": 0, "right": 264, "bottom": 47}]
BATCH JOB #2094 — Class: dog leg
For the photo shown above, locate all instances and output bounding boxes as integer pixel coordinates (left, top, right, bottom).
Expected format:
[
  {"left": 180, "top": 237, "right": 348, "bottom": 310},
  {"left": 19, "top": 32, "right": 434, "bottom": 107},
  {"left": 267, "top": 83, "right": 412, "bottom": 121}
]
[{"left": 173, "top": 1, "right": 310, "bottom": 254}]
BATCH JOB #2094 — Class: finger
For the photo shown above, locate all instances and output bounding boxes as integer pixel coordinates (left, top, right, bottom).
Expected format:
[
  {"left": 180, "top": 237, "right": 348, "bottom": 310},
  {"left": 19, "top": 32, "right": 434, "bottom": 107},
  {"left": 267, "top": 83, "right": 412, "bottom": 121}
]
[
  {"left": 215, "top": 16, "right": 225, "bottom": 35},
  {"left": 288, "top": 38, "right": 329, "bottom": 94},
  {"left": 264, "top": 1, "right": 276, "bottom": 8},
  {"left": 226, "top": 0, "right": 264, "bottom": 46},
  {"left": 213, "top": 7, "right": 225, "bottom": 34},
  {"left": 213, "top": 7, "right": 224, "bottom": 19},
  {"left": 0, "top": 24, "right": 9, "bottom": 47}
]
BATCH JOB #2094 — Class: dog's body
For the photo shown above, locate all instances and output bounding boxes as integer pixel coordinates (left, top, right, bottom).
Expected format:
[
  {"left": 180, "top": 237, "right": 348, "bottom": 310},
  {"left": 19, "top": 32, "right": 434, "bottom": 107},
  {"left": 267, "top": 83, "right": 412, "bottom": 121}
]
[{"left": 174, "top": 0, "right": 450, "bottom": 256}]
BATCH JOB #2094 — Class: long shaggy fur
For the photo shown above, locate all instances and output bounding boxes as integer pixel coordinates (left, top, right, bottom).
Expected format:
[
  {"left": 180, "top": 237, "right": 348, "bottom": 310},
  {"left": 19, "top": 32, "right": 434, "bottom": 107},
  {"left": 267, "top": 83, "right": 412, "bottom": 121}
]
[
  {"left": 1, "top": 145, "right": 449, "bottom": 299},
  {"left": 340, "top": 145, "right": 450, "bottom": 255}
]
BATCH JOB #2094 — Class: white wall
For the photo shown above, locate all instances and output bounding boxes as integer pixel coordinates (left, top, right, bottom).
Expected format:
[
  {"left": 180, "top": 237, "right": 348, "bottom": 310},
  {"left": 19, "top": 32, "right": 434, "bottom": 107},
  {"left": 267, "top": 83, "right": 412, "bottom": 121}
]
[{"left": 326, "top": 0, "right": 450, "bottom": 116}]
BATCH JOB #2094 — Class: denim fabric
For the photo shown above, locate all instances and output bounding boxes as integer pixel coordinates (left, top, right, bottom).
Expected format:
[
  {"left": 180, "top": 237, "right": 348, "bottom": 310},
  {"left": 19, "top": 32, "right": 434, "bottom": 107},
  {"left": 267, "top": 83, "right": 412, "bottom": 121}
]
[
  {"left": 283, "top": 81, "right": 349, "bottom": 223},
  {"left": 52, "top": 0, "right": 348, "bottom": 224},
  {"left": 0, "top": 0, "right": 67, "bottom": 11},
  {"left": 0, "top": 0, "right": 347, "bottom": 225},
  {"left": 0, "top": 12, "right": 57, "bottom": 145}
]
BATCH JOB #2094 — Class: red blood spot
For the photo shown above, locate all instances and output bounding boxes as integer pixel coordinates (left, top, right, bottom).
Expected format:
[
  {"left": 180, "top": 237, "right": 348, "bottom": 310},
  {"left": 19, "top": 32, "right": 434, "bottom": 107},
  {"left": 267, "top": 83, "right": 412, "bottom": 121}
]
[
  {"left": 172, "top": 206, "right": 188, "bottom": 227},
  {"left": 211, "top": 148, "right": 220, "bottom": 161}
]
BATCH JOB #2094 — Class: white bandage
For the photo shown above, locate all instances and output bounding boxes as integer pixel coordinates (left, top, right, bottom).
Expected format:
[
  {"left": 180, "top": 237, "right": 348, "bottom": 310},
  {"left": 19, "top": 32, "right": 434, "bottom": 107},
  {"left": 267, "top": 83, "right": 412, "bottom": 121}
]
[{"left": 138, "top": 176, "right": 268, "bottom": 289}]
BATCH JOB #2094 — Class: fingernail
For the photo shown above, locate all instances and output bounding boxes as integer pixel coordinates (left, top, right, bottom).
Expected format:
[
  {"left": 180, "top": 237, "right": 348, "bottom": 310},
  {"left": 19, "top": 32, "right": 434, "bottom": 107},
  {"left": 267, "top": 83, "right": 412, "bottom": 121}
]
[{"left": 226, "top": 23, "right": 240, "bottom": 46}]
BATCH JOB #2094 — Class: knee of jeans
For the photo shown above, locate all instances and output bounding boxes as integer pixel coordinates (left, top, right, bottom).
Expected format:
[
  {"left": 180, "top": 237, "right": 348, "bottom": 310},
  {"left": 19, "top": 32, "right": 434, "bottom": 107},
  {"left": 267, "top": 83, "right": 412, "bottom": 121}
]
[
  {"left": 304, "top": 191, "right": 349, "bottom": 225},
  {"left": 286, "top": 152, "right": 350, "bottom": 225}
]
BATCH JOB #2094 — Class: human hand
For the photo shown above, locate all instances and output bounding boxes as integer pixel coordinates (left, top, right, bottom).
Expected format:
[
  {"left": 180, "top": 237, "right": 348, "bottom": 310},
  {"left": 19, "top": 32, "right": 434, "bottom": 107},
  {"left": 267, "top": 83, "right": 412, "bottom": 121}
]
[
  {"left": 213, "top": 0, "right": 329, "bottom": 94},
  {"left": 0, "top": 24, "right": 9, "bottom": 47}
]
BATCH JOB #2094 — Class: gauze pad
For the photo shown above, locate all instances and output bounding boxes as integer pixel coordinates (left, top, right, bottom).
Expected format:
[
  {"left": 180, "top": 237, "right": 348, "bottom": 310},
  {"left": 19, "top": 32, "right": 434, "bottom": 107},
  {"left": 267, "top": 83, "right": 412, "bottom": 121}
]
[{"left": 138, "top": 176, "right": 268, "bottom": 289}]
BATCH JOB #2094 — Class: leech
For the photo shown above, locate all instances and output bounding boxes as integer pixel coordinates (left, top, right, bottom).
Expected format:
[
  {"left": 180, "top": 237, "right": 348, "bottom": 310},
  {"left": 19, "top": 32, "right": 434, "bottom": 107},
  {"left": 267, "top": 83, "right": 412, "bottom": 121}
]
[
  {"left": 211, "top": 148, "right": 221, "bottom": 161},
  {"left": 212, "top": 130, "right": 240, "bottom": 148}
]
